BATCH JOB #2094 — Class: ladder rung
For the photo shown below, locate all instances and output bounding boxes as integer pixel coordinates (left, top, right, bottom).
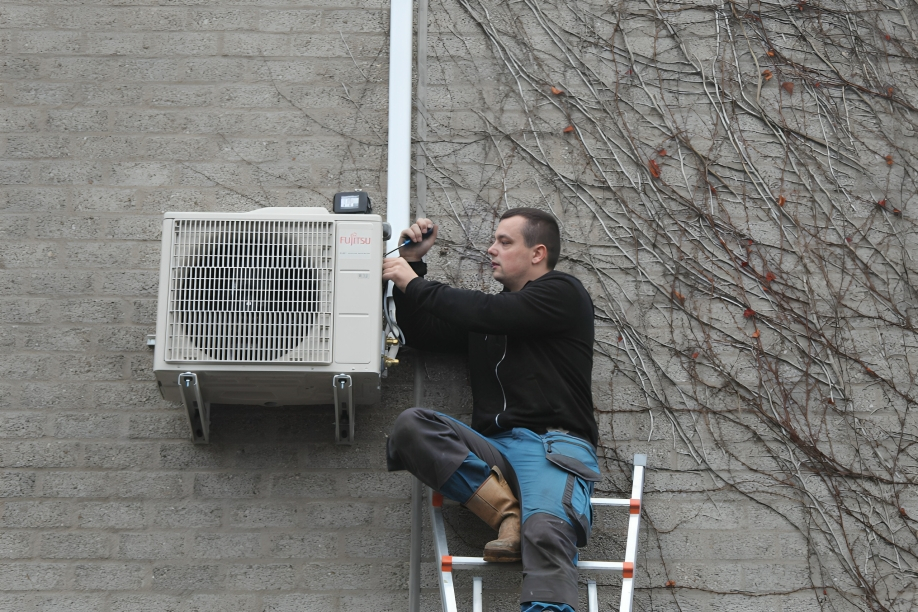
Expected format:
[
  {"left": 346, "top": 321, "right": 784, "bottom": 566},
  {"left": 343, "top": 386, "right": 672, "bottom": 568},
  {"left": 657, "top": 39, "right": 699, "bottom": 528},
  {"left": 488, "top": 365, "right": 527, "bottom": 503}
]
[
  {"left": 445, "top": 556, "right": 627, "bottom": 573},
  {"left": 591, "top": 497, "right": 641, "bottom": 514},
  {"left": 590, "top": 497, "right": 630, "bottom": 506},
  {"left": 434, "top": 496, "right": 635, "bottom": 507},
  {"left": 580, "top": 560, "right": 627, "bottom": 573}
]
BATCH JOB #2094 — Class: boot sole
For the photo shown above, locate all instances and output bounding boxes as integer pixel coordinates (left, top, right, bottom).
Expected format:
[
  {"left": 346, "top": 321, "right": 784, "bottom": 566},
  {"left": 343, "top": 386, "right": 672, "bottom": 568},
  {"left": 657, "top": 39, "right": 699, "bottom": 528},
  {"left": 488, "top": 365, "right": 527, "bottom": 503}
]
[{"left": 483, "top": 551, "right": 522, "bottom": 563}]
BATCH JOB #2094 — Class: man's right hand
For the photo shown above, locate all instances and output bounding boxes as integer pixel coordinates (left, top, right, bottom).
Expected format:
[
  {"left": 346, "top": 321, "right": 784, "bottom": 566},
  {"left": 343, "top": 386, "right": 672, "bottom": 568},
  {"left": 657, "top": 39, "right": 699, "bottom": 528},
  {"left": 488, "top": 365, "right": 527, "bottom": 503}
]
[{"left": 398, "top": 218, "right": 437, "bottom": 262}]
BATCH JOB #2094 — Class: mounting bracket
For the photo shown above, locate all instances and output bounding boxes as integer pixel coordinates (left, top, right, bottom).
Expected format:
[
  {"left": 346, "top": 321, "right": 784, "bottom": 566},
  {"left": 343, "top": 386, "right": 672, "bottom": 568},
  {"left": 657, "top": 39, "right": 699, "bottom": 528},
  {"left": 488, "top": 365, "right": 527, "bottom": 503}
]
[
  {"left": 178, "top": 372, "right": 210, "bottom": 444},
  {"left": 333, "top": 374, "right": 355, "bottom": 445}
]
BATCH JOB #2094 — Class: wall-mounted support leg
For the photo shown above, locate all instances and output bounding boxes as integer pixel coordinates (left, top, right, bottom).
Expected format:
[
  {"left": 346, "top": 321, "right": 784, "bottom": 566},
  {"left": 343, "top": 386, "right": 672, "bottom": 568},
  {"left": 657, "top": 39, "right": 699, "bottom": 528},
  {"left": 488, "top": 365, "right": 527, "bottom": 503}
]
[
  {"left": 333, "top": 374, "right": 354, "bottom": 444},
  {"left": 178, "top": 372, "right": 209, "bottom": 444}
]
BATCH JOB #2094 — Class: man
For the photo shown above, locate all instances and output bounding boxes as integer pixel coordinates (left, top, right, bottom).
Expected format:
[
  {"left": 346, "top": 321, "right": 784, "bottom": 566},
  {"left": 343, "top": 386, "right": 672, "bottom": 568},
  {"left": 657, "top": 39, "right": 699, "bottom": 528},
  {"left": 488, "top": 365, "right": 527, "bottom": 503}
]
[{"left": 382, "top": 208, "right": 599, "bottom": 612}]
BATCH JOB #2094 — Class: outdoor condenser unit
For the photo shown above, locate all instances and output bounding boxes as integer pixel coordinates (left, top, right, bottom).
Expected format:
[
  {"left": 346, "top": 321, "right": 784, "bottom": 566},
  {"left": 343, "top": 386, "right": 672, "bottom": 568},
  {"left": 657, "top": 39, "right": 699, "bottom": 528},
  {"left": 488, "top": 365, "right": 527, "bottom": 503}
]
[{"left": 151, "top": 206, "right": 396, "bottom": 445}]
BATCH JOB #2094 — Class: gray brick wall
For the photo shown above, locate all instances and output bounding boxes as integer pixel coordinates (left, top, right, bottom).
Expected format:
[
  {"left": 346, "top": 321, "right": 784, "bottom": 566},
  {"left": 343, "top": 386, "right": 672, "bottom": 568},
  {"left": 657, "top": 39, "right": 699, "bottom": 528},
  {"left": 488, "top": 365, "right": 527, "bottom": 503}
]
[
  {"left": 0, "top": 1, "right": 452, "bottom": 609},
  {"left": 1, "top": 0, "right": 895, "bottom": 609}
]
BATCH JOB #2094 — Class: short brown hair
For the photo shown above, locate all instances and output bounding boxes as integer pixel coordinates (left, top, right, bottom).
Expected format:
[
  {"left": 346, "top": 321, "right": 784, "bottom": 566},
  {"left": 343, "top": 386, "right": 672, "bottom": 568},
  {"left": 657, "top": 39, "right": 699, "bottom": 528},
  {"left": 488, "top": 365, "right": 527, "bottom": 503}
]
[{"left": 499, "top": 208, "right": 561, "bottom": 269}]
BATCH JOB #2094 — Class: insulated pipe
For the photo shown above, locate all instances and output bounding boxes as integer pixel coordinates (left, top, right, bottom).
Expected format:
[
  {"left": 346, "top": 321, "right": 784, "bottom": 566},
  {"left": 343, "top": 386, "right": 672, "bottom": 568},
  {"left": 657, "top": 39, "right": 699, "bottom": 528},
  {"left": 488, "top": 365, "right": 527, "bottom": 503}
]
[{"left": 385, "top": 0, "right": 414, "bottom": 253}]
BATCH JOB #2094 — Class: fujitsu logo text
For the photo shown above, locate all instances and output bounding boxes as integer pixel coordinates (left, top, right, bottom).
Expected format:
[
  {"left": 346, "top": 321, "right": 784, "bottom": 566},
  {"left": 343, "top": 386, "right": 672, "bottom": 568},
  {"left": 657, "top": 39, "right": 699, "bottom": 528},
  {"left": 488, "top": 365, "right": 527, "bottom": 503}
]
[{"left": 340, "top": 232, "right": 372, "bottom": 245}]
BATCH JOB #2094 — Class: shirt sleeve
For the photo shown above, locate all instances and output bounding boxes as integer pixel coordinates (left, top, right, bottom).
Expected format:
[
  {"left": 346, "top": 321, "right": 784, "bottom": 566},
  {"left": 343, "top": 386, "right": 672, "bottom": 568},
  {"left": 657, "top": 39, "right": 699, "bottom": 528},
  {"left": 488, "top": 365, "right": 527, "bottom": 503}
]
[
  {"left": 403, "top": 273, "right": 578, "bottom": 335},
  {"left": 391, "top": 261, "right": 468, "bottom": 353}
]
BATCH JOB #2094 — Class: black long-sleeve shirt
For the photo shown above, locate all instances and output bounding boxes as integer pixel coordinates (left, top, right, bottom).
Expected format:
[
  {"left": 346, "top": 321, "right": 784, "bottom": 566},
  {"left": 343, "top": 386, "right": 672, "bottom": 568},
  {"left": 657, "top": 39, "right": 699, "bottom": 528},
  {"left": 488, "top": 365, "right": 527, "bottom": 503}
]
[{"left": 394, "top": 262, "right": 598, "bottom": 446}]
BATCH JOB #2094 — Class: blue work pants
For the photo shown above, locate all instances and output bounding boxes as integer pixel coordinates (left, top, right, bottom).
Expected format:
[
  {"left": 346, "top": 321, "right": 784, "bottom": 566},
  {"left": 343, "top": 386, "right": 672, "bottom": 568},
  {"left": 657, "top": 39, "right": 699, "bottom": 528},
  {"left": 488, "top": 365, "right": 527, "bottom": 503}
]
[{"left": 387, "top": 408, "right": 599, "bottom": 611}]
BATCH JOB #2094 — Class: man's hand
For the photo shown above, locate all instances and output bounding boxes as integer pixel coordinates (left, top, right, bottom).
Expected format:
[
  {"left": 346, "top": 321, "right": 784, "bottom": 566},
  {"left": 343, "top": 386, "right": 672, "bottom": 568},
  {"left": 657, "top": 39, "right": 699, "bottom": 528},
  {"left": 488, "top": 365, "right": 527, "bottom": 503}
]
[
  {"left": 398, "top": 218, "right": 437, "bottom": 262},
  {"left": 383, "top": 257, "right": 419, "bottom": 293}
]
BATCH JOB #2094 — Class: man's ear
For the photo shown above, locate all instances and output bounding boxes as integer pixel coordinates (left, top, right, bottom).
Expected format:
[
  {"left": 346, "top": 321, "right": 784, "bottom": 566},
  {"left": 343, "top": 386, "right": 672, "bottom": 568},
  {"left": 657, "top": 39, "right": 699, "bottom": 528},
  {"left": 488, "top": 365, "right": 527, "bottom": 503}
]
[{"left": 531, "top": 244, "right": 548, "bottom": 266}]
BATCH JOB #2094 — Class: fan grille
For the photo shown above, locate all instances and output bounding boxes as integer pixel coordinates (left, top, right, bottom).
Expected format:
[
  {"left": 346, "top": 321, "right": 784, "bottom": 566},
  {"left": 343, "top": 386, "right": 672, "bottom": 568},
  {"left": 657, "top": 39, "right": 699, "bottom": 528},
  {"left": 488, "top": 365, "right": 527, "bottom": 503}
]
[{"left": 165, "top": 218, "right": 334, "bottom": 363}]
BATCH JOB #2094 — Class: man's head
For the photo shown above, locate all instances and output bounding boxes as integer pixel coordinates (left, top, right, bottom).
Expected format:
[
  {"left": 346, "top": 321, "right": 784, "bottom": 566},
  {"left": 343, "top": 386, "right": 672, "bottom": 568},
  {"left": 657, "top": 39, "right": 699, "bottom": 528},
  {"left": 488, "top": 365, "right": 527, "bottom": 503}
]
[{"left": 488, "top": 208, "right": 561, "bottom": 291}]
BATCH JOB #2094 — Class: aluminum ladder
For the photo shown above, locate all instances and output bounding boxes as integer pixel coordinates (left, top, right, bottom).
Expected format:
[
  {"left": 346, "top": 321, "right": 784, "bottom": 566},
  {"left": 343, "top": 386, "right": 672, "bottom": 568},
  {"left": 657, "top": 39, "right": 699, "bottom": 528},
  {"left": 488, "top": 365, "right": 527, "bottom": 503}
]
[{"left": 430, "top": 454, "right": 646, "bottom": 612}]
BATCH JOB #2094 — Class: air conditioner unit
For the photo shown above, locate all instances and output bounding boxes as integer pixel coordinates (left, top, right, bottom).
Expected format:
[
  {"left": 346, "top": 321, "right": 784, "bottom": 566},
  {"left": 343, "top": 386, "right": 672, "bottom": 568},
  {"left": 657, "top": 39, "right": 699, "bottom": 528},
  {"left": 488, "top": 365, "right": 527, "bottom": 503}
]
[{"left": 152, "top": 207, "right": 395, "bottom": 445}]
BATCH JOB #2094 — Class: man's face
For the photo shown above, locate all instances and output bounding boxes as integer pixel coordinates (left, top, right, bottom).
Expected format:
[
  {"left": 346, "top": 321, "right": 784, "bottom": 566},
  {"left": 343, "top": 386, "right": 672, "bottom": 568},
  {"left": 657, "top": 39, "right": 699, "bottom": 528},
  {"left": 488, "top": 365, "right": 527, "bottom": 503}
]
[{"left": 487, "top": 216, "right": 538, "bottom": 291}]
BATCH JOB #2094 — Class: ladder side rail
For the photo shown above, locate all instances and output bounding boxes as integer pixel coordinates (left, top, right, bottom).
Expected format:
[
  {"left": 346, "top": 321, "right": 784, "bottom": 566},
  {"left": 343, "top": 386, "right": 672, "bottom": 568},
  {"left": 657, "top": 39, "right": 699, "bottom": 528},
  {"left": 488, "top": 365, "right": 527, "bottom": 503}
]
[
  {"left": 429, "top": 490, "right": 459, "bottom": 612},
  {"left": 624, "top": 463, "right": 645, "bottom": 564},
  {"left": 472, "top": 576, "right": 483, "bottom": 612},
  {"left": 619, "top": 457, "right": 646, "bottom": 612},
  {"left": 620, "top": 575, "right": 636, "bottom": 612},
  {"left": 587, "top": 580, "right": 599, "bottom": 612},
  {"left": 409, "top": 477, "right": 424, "bottom": 612}
]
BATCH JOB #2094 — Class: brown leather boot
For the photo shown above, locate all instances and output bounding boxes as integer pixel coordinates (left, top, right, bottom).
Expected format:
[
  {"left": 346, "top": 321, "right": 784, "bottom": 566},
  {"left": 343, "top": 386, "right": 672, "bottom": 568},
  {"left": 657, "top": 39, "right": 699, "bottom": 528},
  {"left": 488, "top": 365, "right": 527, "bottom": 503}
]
[{"left": 463, "top": 467, "right": 522, "bottom": 562}]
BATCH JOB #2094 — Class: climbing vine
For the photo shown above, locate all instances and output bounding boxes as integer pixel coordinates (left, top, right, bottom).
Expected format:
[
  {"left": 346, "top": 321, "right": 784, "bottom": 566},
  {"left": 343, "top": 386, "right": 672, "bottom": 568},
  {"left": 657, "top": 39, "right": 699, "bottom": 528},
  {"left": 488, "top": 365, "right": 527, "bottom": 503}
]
[
  {"left": 414, "top": 0, "right": 918, "bottom": 609},
  {"left": 229, "top": 0, "right": 918, "bottom": 607}
]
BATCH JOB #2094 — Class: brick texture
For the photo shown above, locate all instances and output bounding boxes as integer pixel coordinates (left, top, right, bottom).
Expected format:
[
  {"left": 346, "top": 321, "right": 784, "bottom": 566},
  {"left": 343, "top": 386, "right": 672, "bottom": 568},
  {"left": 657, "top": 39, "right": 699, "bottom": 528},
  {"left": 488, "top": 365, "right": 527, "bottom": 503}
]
[
  {"left": 0, "top": 0, "right": 829, "bottom": 610},
  {"left": 0, "top": 1, "right": 439, "bottom": 609}
]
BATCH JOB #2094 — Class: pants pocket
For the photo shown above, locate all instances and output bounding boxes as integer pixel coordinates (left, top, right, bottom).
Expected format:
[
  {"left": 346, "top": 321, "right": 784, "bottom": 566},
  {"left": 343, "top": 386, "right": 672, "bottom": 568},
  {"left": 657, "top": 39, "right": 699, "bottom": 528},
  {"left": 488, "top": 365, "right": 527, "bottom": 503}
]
[{"left": 542, "top": 433, "right": 601, "bottom": 482}]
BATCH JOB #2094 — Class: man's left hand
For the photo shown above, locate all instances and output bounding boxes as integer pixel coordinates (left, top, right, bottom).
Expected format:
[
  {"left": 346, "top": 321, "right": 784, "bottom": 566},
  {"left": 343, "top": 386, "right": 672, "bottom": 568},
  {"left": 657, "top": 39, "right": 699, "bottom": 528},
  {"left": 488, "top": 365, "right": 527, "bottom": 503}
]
[{"left": 383, "top": 257, "right": 418, "bottom": 293}]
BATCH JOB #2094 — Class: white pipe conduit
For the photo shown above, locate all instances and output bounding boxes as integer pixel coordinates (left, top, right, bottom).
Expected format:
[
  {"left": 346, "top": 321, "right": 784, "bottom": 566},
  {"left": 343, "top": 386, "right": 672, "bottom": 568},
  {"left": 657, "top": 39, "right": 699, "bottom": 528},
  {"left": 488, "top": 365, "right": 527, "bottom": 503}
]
[
  {"left": 385, "top": 0, "right": 414, "bottom": 252},
  {"left": 385, "top": 5, "right": 422, "bottom": 612}
]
